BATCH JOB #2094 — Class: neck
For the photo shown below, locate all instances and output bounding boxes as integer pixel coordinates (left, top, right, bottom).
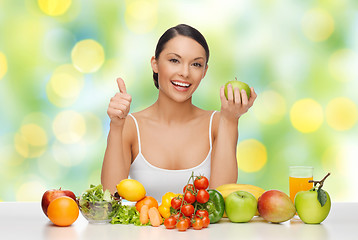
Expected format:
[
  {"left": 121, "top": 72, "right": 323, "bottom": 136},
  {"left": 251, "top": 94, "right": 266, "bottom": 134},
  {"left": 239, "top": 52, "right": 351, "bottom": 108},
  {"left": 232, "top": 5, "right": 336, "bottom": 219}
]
[{"left": 152, "top": 91, "right": 196, "bottom": 124}]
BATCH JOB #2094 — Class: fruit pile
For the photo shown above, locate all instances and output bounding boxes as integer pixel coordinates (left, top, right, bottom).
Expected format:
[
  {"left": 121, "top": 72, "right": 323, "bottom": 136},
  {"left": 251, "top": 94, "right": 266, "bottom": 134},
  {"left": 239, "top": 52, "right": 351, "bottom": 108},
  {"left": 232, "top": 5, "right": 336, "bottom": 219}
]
[
  {"left": 41, "top": 188, "right": 79, "bottom": 227},
  {"left": 219, "top": 173, "right": 331, "bottom": 224}
]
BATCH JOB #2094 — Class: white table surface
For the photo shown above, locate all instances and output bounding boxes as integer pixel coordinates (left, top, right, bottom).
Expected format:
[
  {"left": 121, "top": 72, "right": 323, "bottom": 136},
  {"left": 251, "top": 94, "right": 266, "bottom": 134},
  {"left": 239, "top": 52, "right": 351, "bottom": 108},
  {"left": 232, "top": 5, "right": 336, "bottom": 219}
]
[{"left": 0, "top": 202, "right": 357, "bottom": 240}]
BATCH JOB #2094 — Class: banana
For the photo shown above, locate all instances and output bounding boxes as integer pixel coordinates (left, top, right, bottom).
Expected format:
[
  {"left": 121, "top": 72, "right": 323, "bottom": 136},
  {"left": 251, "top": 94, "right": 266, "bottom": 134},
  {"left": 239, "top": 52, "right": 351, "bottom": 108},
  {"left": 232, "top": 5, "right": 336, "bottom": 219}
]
[
  {"left": 216, "top": 183, "right": 265, "bottom": 200},
  {"left": 215, "top": 183, "right": 265, "bottom": 217}
]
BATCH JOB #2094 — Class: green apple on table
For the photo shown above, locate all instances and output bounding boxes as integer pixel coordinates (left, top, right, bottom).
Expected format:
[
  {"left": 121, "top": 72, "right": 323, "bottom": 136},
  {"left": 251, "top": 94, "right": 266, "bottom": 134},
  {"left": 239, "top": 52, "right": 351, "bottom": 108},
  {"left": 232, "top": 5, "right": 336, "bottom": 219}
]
[
  {"left": 295, "top": 173, "right": 331, "bottom": 224},
  {"left": 295, "top": 173, "right": 332, "bottom": 224},
  {"left": 224, "top": 78, "right": 251, "bottom": 100},
  {"left": 225, "top": 190, "right": 257, "bottom": 223}
]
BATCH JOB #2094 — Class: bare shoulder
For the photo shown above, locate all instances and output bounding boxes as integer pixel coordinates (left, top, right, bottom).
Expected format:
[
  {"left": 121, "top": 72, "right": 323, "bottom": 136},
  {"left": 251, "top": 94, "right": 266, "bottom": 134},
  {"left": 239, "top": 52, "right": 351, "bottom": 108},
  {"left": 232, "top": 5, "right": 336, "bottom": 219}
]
[
  {"left": 129, "top": 107, "right": 154, "bottom": 122},
  {"left": 121, "top": 114, "right": 137, "bottom": 142}
]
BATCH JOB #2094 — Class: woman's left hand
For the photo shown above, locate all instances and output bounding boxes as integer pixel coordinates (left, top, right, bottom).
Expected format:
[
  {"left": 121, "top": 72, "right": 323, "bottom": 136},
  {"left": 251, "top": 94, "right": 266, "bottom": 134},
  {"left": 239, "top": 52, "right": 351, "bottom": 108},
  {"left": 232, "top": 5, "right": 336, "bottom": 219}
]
[{"left": 219, "top": 84, "right": 257, "bottom": 121}]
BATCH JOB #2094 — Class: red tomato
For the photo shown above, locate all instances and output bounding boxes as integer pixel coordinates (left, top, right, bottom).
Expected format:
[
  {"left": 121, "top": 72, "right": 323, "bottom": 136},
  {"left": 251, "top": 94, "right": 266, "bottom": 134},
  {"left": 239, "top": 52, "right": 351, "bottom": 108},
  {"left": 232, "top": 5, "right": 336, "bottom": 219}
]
[
  {"left": 171, "top": 197, "right": 182, "bottom": 210},
  {"left": 192, "top": 217, "right": 204, "bottom": 230},
  {"left": 201, "top": 216, "right": 210, "bottom": 228},
  {"left": 181, "top": 204, "right": 194, "bottom": 217},
  {"left": 196, "top": 189, "right": 210, "bottom": 204},
  {"left": 172, "top": 212, "right": 182, "bottom": 220},
  {"left": 176, "top": 219, "right": 189, "bottom": 231},
  {"left": 196, "top": 209, "right": 209, "bottom": 217},
  {"left": 179, "top": 216, "right": 191, "bottom": 227},
  {"left": 164, "top": 216, "right": 177, "bottom": 229},
  {"left": 194, "top": 176, "right": 209, "bottom": 190},
  {"left": 183, "top": 184, "right": 195, "bottom": 193},
  {"left": 184, "top": 191, "right": 196, "bottom": 204}
]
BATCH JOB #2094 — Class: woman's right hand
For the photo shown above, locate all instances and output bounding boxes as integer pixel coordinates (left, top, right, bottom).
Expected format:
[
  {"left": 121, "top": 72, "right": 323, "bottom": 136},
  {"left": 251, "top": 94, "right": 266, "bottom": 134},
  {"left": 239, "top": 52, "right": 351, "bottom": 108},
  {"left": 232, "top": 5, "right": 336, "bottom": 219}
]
[{"left": 107, "top": 78, "right": 132, "bottom": 126}]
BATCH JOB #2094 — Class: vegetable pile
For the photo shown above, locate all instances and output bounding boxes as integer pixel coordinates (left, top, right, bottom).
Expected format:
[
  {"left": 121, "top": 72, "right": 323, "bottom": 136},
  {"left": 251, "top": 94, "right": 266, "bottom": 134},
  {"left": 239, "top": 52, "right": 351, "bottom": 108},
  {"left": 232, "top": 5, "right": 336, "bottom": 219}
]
[{"left": 163, "top": 173, "right": 224, "bottom": 231}]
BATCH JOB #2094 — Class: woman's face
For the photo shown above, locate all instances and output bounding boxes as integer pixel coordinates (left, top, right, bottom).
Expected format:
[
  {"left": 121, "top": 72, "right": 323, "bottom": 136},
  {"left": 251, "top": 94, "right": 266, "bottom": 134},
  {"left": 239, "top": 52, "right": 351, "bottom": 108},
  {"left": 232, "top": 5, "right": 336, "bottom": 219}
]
[{"left": 151, "top": 35, "right": 208, "bottom": 102}]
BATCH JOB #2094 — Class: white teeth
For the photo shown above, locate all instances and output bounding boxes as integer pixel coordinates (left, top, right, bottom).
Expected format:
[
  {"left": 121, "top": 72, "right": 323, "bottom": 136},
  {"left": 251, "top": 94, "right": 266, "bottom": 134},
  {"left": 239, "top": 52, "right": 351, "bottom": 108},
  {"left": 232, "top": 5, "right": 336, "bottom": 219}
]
[{"left": 172, "top": 81, "right": 190, "bottom": 87}]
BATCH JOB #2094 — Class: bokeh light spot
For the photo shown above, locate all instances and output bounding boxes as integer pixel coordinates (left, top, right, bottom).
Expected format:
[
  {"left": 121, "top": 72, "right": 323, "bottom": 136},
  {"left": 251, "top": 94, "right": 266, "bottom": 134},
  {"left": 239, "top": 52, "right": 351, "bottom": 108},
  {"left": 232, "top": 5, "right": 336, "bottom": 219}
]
[
  {"left": 125, "top": 0, "right": 158, "bottom": 34},
  {"left": 46, "top": 64, "right": 84, "bottom": 108},
  {"left": 328, "top": 49, "right": 358, "bottom": 83},
  {"left": 254, "top": 90, "right": 287, "bottom": 124},
  {"left": 290, "top": 98, "right": 324, "bottom": 133},
  {"left": 38, "top": 0, "right": 72, "bottom": 16},
  {"left": 71, "top": 39, "right": 105, "bottom": 73},
  {"left": 237, "top": 139, "right": 267, "bottom": 173},
  {"left": 325, "top": 97, "right": 357, "bottom": 131},
  {"left": 16, "top": 181, "right": 46, "bottom": 201},
  {"left": 14, "top": 124, "right": 48, "bottom": 158},
  {"left": 0, "top": 52, "right": 8, "bottom": 80},
  {"left": 302, "top": 8, "right": 334, "bottom": 42},
  {"left": 52, "top": 111, "right": 86, "bottom": 144}
]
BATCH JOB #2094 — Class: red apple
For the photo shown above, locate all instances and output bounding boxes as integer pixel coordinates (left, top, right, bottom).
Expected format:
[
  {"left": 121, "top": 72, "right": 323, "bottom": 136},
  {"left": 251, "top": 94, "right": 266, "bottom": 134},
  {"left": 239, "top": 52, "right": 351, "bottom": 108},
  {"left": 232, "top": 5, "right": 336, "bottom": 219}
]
[
  {"left": 41, "top": 188, "right": 76, "bottom": 216},
  {"left": 257, "top": 190, "right": 296, "bottom": 223}
]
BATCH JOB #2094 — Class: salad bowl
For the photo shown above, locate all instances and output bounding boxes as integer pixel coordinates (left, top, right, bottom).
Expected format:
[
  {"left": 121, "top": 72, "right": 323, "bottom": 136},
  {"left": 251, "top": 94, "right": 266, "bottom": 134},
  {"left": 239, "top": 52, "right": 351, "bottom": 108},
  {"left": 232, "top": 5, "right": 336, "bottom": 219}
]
[{"left": 77, "top": 184, "right": 121, "bottom": 224}]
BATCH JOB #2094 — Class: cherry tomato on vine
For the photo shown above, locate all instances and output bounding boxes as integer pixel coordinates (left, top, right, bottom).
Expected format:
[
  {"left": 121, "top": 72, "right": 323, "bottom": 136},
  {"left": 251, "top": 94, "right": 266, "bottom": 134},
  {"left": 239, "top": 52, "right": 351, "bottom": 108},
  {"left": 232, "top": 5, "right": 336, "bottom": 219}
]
[
  {"left": 181, "top": 204, "right": 195, "bottom": 217},
  {"left": 176, "top": 219, "right": 189, "bottom": 231},
  {"left": 201, "top": 216, "right": 210, "bottom": 228},
  {"left": 184, "top": 191, "right": 196, "bottom": 204},
  {"left": 183, "top": 184, "right": 195, "bottom": 193},
  {"left": 164, "top": 216, "right": 177, "bottom": 229},
  {"left": 192, "top": 217, "right": 204, "bottom": 230},
  {"left": 171, "top": 197, "right": 182, "bottom": 210},
  {"left": 194, "top": 176, "right": 209, "bottom": 190},
  {"left": 172, "top": 212, "right": 181, "bottom": 220},
  {"left": 196, "top": 209, "right": 209, "bottom": 217},
  {"left": 179, "top": 216, "right": 192, "bottom": 227},
  {"left": 196, "top": 189, "right": 210, "bottom": 203}
]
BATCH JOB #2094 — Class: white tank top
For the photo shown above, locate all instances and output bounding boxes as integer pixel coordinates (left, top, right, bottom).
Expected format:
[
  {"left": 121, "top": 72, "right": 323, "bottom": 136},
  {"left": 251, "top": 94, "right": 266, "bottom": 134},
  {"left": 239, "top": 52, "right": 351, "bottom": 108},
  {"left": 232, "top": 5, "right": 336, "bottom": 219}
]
[{"left": 128, "top": 111, "right": 216, "bottom": 201}]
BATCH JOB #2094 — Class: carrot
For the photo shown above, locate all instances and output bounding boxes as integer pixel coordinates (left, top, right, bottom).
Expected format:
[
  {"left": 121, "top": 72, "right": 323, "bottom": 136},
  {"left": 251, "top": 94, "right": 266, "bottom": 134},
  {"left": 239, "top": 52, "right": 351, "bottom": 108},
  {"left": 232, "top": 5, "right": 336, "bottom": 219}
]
[
  {"left": 148, "top": 207, "right": 163, "bottom": 227},
  {"left": 140, "top": 205, "right": 149, "bottom": 224}
]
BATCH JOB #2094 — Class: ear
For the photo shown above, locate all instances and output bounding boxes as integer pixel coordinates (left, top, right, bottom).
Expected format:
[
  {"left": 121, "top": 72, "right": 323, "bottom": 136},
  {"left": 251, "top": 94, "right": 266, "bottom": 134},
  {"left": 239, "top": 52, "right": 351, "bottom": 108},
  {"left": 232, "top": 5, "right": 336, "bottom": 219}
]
[
  {"left": 202, "top": 64, "right": 208, "bottom": 79},
  {"left": 151, "top": 56, "right": 158, "bottom": 73}
]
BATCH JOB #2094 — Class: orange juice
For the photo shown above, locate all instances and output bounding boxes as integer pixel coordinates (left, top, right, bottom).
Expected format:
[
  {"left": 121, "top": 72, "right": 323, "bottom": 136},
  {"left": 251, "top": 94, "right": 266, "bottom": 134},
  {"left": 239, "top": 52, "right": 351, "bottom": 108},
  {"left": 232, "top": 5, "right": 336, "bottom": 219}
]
[{"left": 289, "top": 176, "right": 313, "bottom": 203}]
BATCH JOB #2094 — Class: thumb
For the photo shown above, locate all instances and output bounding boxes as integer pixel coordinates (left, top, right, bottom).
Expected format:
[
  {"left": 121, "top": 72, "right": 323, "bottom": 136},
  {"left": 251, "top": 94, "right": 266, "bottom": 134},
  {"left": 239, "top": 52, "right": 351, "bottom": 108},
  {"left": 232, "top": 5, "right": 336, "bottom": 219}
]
[{"left": 116, "top": 78, "right": 127, "bottom": 93}]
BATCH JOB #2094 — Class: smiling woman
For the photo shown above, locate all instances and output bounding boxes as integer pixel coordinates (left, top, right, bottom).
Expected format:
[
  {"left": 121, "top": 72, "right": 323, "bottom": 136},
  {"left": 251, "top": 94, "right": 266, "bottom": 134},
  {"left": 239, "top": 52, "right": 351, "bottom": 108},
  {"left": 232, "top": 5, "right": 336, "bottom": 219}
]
[{"left": 101, "top": 24, "right": 257, "bottom": 199}]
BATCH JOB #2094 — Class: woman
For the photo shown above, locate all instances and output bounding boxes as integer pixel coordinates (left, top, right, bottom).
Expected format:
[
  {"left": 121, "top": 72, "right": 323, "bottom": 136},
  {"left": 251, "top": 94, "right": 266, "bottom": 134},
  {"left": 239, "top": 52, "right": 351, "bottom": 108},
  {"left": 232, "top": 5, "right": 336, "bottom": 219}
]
[{"left": 101, "top": 24, "right": 257, "bottom": 200}]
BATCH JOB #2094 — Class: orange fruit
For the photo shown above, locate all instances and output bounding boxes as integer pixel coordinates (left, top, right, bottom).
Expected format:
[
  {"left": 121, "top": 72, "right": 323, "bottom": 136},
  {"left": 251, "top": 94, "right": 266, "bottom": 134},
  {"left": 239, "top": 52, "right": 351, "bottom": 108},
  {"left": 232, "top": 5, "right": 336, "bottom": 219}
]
[
  {"left": 135, "top": 196, "right": 158, "bottom": 212},
  {"left": 47, "top": 196, "right": 79, "bottom": 227}
]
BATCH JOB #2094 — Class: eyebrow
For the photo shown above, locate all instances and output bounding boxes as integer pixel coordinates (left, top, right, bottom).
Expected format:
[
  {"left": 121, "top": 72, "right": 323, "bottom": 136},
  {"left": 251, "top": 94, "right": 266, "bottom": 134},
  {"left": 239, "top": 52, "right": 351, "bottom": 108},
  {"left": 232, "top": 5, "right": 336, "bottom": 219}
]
[{"left": 167, "top": 53, "right": 205, "bottom": 61}]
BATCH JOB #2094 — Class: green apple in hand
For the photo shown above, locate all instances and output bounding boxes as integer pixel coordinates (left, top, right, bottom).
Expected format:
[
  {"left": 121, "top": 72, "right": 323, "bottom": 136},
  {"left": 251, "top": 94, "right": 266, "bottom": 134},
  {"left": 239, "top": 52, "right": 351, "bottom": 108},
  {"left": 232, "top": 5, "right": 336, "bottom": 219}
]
[
  {"left": 225, "top": 190, "right": 257, "bottom": 223},
  {"left": 295, "top": 173, "right": 331, "bottom": 224},
  {"left": 224, "top": 78, "right": 251, "bottom": 100}
]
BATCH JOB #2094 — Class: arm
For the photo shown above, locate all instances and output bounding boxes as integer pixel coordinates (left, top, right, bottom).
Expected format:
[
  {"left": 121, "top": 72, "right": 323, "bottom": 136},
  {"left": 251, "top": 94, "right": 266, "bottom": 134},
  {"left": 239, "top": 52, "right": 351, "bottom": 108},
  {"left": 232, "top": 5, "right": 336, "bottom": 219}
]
[
  {"left": 210, "top": 84, "right": 257, "bottom": 188},
  {"left": 101, "top": 78, "right": 132, "bottom": 194}
]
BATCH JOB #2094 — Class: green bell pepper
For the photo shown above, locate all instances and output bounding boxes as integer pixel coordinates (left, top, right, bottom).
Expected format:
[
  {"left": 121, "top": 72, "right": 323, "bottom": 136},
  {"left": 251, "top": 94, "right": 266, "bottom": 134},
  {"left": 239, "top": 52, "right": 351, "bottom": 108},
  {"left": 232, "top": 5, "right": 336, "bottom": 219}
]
[{"left": 205, "top": 189, "right": 225, "bottom": 223}]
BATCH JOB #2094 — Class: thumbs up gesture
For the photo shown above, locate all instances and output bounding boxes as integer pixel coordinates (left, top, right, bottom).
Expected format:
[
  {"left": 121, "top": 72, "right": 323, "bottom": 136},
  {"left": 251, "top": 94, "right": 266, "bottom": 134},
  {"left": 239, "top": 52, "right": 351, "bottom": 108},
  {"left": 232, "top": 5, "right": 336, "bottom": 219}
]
[{"left": 107, "top": 78, "right": 132, "bottom": 125}]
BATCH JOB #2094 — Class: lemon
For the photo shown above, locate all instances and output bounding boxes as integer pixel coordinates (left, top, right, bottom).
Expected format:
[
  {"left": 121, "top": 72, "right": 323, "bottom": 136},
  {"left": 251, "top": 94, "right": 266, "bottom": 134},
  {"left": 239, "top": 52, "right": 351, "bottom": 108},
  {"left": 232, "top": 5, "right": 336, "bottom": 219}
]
[{"left": 116, "top": 179, "right": 146, "bottom": 202}]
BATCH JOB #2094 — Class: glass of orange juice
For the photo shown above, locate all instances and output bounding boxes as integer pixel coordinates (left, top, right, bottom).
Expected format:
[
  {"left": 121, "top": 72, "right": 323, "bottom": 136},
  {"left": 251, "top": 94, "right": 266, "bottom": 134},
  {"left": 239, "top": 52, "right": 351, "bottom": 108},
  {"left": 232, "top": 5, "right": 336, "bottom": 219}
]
[{"left": 289, "top": 166, "right": 313, "bottom": 203}]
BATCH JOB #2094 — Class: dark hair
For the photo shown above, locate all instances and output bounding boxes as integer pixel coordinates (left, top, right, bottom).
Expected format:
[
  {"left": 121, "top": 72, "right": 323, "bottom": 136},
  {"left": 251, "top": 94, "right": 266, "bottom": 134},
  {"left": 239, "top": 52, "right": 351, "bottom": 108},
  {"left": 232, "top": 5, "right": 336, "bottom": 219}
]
[{"left": 153, "top": 24, "right": 210, "bottom": 89}]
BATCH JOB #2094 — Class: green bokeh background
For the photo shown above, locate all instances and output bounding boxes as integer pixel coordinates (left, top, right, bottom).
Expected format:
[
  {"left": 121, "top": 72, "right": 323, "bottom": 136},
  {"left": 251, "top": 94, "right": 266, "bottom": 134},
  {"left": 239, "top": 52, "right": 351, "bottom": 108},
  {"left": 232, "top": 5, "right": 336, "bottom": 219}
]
[{"left": 0, "top": 0, "right": 357, "bottom": 202}]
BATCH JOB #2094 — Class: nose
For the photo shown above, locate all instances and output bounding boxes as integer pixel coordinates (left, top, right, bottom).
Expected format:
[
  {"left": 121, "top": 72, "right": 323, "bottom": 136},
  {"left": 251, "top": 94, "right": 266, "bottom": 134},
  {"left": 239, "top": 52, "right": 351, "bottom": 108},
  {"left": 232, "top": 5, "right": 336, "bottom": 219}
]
[{"left": 179, "top": 64, "right": 189, "bottom": 78}]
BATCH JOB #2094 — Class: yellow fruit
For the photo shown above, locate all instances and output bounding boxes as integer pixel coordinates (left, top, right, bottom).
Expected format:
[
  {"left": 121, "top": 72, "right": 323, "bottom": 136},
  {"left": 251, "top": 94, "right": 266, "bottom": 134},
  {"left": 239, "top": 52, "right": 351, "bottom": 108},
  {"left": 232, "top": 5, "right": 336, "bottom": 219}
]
[
  {"left": 116, "top": 179, "right": 146, "bottom": 202},
  {"left": 158, "top": 204, "right": 171, "bottom": 219},
  {"left": 216, "top": 183, "right": 265, "bottom": 217},
  {"left": 161, "top": 192, "right": 177, "bottom": 207}
]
